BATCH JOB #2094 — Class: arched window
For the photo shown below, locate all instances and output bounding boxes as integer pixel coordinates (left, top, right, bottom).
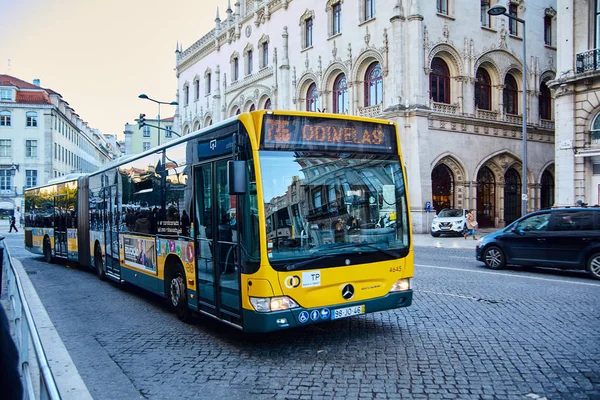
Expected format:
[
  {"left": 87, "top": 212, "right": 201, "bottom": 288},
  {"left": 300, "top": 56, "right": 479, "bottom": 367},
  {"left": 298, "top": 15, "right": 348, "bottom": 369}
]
[
  {"left": 503, "top": 74, "right": 518, "bottom": 115},
  {"left": 0, "top": 110, "right": 12, "bottom": 127},
  {"left": 504, "top": 168, "right": 521, "bottom": 224},
  {"left": 431, "top": 164, "right": 454, "bottom": 211},
  {"left": 592, "top": 113, "right": 600, "bottom": 145},
  {"left": 306, "top": 82, "right": 319, "bottom": 112},
  {"left": 540, "top": 170, "right": 554, "bottom": 209},
  {"left": 236, "top": 108, "right": 241, "bottom": 115},
  {"left": 249, "top": 104, "right": 256, "bottom": 112},
  {"left": 264, "top": 98, "right": 272, "bottom": 110},
  {"left": 333, "top": 74, "right": 348, "bottom": 114},
  {"left": 539, "top": 80, "right": 552, "bottom": 120},
  {"left": 475, "top": 68, "right": 492, "bottom": 110},
  {"left": 364, "top": 62, "right": 382, "bottom": 107},
  {"left": 430, "top": 57, "right": 450, "bottom": 104},
  {"left": 26, "top": 111, "right": 38, "bottom": 127}
]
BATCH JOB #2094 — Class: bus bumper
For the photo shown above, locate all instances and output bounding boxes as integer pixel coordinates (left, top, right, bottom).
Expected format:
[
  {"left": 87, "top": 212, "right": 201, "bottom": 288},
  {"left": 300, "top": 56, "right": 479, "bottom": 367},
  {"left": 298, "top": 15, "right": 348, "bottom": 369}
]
[{"left": 242, "top": 290, "right": 413, "bottom": 333}]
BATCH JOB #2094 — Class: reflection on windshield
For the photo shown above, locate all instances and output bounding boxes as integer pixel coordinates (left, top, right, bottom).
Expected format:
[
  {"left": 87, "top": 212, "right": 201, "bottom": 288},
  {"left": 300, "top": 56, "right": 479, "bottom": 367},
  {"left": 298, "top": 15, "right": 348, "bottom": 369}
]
[{"left": 260, "top": 151, "right": 409, "bottom": 263}]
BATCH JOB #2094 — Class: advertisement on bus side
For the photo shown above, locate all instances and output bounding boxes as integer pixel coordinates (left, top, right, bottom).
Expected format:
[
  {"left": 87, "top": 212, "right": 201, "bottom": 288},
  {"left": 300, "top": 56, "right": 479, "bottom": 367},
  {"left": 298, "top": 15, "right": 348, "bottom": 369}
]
[{"left": 122, "top": 235, "right": 156, "bottom": 273}]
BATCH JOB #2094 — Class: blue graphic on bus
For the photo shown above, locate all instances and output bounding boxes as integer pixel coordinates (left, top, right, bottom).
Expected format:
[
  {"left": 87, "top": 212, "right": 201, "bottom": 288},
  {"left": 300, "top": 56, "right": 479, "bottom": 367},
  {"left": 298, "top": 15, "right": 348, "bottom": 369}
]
[
  {"left": 320, "top": 308, "right": 330, "bottom": 320},
  {"left": 310, "top": 310, "right": 320, "bottom": 321},
  {"left": 298, "top": 311, "right": 309, "bottom": 324}
]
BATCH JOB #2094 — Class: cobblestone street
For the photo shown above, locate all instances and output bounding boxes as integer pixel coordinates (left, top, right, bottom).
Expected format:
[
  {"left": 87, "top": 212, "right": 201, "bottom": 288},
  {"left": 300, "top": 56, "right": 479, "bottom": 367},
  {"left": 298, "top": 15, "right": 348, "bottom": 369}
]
[{"left": 6, "top": 233, "right": 600, "bottom": 400}]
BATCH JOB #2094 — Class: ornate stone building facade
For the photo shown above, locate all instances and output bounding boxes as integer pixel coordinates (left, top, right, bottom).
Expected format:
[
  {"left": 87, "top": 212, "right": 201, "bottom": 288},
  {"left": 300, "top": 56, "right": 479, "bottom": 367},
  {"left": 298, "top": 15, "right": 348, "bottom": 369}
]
[
  {"left": 550, "top": 0, "right": 600, "bottom": 207},
  {"left": 175, "top": 0, "right": 557, "bottom": 232}
]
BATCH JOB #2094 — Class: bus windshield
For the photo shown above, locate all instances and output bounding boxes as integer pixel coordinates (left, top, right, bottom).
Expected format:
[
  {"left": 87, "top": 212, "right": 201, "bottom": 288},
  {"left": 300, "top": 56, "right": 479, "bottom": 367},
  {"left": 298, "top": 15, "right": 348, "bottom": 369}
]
[{"left": 259, "top": 151, "right": 409, "bottom": 267}]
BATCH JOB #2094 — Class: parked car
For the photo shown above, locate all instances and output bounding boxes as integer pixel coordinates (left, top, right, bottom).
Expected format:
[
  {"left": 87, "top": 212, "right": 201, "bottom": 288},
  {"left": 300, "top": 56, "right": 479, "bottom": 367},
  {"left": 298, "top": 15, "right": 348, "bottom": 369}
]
[
  {"left": 430, "top": 208, "right": 468, "bottom": 237},
  {"left": 475, "top": 208, "right": 600, "bottom": 280}
]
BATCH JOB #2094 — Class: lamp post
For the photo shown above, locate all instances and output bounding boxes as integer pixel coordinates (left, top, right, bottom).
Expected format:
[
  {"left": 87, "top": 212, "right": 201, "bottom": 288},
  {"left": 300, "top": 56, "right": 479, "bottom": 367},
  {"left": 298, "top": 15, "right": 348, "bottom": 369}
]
[
  {"left": 488, "top": 4, "right": 528, "bottom": 216},
  {"left": 138, "top": 94, "right": 178, "bottom": 147}
]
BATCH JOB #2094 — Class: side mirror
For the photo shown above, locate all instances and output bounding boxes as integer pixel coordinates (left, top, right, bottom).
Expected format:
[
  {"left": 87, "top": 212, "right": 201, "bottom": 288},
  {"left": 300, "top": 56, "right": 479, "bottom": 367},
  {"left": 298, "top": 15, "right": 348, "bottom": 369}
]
[{"left": 228, "top": 160, "right": 247, "bottom": 195}]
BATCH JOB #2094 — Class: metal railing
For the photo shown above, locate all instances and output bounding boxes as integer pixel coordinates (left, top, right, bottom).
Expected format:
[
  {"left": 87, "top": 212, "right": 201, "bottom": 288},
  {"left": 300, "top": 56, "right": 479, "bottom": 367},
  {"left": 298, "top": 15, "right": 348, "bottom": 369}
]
[
  {"left": 576, "top": 48, "right": 600, "bottom": 74},
  {"left": 0, "top": 237, "right": 61, "bottom": 400}
]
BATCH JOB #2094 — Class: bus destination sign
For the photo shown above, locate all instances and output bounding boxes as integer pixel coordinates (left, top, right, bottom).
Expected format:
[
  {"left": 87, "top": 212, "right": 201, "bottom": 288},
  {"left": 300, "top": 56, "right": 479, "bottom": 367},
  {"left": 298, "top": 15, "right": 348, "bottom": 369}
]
[{"left": 261, "top": 114, "right": 396, "bottom": 153}]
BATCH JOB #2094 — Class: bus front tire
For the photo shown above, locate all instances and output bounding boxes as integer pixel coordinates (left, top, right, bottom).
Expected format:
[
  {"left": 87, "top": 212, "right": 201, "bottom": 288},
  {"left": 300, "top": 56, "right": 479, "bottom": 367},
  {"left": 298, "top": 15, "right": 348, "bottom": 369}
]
[
  {"left": 95, "top": 245, "right": 106, "bottom": 281},
  {"left": 43, "top": 237, "right": 53, "bottom": 264},
  {"left": 168, "top": 265, "right": 190, "bottom": 322}
]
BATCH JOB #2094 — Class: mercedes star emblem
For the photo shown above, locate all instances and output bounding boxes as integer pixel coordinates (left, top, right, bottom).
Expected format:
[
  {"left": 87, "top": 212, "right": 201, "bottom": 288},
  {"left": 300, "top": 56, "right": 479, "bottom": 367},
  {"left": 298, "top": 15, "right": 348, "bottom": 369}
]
[{"left": 342, "top": 284, "right": 354, "bottom": 300}]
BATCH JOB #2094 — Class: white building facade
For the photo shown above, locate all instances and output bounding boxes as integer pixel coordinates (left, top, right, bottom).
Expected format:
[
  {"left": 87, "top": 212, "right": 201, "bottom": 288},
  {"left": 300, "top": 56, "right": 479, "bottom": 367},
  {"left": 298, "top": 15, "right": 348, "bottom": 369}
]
[
  {"left": 175, "top": 0, "right": 557, "bottom": 232},
  {"left": 550, "top": 0, "right": 600, "bottom": 207},
  {"left": 0, "top": 75, "right": 115, "bottom": 217}
]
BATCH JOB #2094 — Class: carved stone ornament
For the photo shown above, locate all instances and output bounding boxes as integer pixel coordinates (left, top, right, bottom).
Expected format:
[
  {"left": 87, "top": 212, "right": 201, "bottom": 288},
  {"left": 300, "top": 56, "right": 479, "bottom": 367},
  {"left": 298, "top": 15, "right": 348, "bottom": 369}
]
[
  {"left": 332, "top": 40, "right": 337, "bottom": 59},
  {"left": 364, "top": 26, "right": 371, "bottom": 47},
  {"left": 245, "top": 25, "right": 252, "bottom": 38},
  {"left": 443, "top": 22, "right": 449, "bottom": 42}
]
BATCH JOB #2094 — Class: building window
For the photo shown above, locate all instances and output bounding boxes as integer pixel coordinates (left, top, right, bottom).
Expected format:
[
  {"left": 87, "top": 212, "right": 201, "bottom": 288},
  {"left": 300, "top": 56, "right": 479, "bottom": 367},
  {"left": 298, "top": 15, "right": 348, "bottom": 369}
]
[
  {"left": 508, "top": 4, "right": 518, "bottom": 35},
  {"left": 364, "top": 0, "right": 375, "bottom": 20},
  {"left": 306, "top": 83, "right": 319, "bottom": 112},
  {"left": 249, "top": 104, "right": 256, "bottom": 112},
  {"left": 0, "top": 139, "right": 11, "bottom": 156},
  {"left": 233, "top": 57, "right": 239, "bottom": 81},
  {"left": 143, "top": 142, "right": 151, "bottom": 151},
  {"left": 262, "top": 42, "right": 269, "bottom": 68},
  {"left": 143, "top": 126, "right": 151, "bottom": 137},
  {"left": 437, "top": 0, "right": 448, "bottom": 15},
  {"left": 264, "top": 98, "right": 272, "bottom": 110},
  {"left": 539, "top": 80, "right": 552, "bottom": 120},
  {"left": 333, "top": 74, "right": 348, "bottom": 114},
  {"left": 0, "top": 170, "right": 11, "bottom": 191},
  {"left": 236, "top": 108, "right": 241, "bottom": 115},
  {"left": 0, "top": 89, "right": 11, "bottom": 101},
  {"left": 591, "top": 113, "right": 600, "bottom": 145},
  {"left": 25, "top": 140, "right": 37, "bottom": 157},
  {"left": 305, "top": 17, "right": 313, "bottom": 48},
  {"left": 194, "top": 79, "right": 200, "bottom": 100},
  {"left": 475, "top": 68, "right": 492, "bottom": 110},
  {"left": 165, "top": 126, "right": 173, "bottom": 138},
  {"left": 503, "top": 74, "right": 519, "bottom": 115},
  {"left": 206, "top": 73, "right": 211, "bottom": 94},
  {"left": 480, "top": 0, "right": 490, "bottom": 27},
  {"left": 26, "top": 111, "right": 38, "bottom": 127},
  {"left": 544, "top": 15, "right": 552, "bottom": 45},
  {"left": 596, "top": 0, "right": 600, "bottom": 48},
  {"left": 0, "top": 111, "right": 11, "bottom": 127},
  {"left": 184, "top": 85, "right": 189, "bottom": 106},
  {"left": 247, "top": 50, "right": 253, "bottom": 75},
  {"left": 365, "top": 62, "right": 383, "bottom": 107},
  {"left": 313, "top": 190, "right": 322, "bottom": 209},
  {"left": 430, "top": 57, "right": 450, "bottom": 104},
  {"left": 25, "top": 170, "right": 37, "bottom": 188},
  {"left": 332, "top": 3, "right": 342, "bottom": 35}
]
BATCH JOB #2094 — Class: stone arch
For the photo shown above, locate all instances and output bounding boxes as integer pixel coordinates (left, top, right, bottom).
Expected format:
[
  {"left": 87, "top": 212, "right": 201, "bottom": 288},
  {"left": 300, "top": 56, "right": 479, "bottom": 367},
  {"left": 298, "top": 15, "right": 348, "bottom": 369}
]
[
  {"left": 325, "top": 0, "right": 343, "bottom": 11},
  {"left": 182, "top": 124, "right": 191, "bottom": 136},
  {"left": 428, "top": 44, "right": 464, "bottom": 77},
  {"left": 230, "top": 51, "right": 240, "bottom": 63},
  {"left": 257, "top": 34, "right": 269, "bottom": 45},
  {"left": 295, "top": 72, "right": 319, "bottom": 109},
  {"left": 323, "top": 61, "right": 349, "bottom": 93},
  {"left": 431, "top": 154, "right": 468, "bottom": 210},
  {"left": 431, "top": 153, "right": 467, "bottom": 183},
  {"left": 243, "top": 43, "right": 253, "bottom": 54},
  {"left": 540, "top": 70, "right": 555, "bottom": 85},
  {"left": 258, "top": 94, "right": 271, "bottom": 109},
  {"left": 351, "top": 48, "right": 385, "bottom": 82},
  {"left": 475, "top": 150, "right": 525, "bottom": 184},
  {"left": 229, "top": 104, "right": 241, "bottom": 117},
  {"left": 204, "top": 68, "right": 211, "bottom": 77},
  {"left": 298, "top": 9, "right": 315, "bottom": 25},
  {"left": 192, "top": 120, "right": 201, "bottom": 131},
  {"left": 537, "top": 161, "right": 555, "bottom": 184},
  {"left": 203, "top": 112, "right": 213, "bottom": 127},
  {"left": 474, "top": 56, "right": 502, "bottom": 87},
  {"left": 243, "top": 100, "right": 255, "bottom": 112}
]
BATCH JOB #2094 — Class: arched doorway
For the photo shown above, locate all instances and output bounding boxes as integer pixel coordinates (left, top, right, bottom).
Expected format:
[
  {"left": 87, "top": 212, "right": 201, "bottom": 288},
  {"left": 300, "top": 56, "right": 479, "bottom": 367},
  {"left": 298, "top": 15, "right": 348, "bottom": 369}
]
[
  {"left": 431, "top": 164, "right": 454, "bottom": 212},
  {"left": 504, "top": 168, "right": 521, "bottom": 224},
  {"left": 476, "top": 167, "right": 495, "bottom": 227},
  {"left": 540, "top": 170, "right": 554, "bottom": 209}
]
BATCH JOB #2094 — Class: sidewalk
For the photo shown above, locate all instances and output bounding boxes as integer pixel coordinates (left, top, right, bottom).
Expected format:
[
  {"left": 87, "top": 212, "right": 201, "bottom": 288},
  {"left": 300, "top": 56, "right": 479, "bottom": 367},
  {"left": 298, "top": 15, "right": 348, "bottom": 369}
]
[{"left": 412, "top": 228, "right": 497, "bottom": 249}]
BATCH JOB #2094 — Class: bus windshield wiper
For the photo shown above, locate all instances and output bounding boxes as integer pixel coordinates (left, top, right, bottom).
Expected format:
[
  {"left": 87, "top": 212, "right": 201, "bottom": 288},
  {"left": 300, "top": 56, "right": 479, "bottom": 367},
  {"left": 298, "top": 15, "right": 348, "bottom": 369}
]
[
  {"left": 332, "top": 243, "right": 400, "bottom": 259},
  {"left": 285, "top": 254, "right": 338, "bottom": 271}
]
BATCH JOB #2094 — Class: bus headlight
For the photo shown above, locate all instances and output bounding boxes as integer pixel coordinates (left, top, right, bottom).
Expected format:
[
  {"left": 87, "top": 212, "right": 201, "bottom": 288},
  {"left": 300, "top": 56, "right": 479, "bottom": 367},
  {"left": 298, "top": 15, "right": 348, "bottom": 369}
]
[
  {"left": 250, "top": 296, "right": 300, "bottom": 313},
  {"left": 389, "top": 278, "right": 411, "bottom": 292}
]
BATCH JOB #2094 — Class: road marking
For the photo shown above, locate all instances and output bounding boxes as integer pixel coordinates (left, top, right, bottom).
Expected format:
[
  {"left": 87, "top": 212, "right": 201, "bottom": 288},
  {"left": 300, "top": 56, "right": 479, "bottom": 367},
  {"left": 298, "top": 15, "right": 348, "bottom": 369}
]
[{"left": 415, "top": 264, "right": 600, "bottom": 287}]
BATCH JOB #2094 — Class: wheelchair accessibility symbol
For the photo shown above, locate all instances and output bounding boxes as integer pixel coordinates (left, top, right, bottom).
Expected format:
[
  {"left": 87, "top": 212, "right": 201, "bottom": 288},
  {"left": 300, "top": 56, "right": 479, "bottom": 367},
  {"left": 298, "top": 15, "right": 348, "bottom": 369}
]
[{"left": 298, "top": 311, "right": 309, "bottom": 323}]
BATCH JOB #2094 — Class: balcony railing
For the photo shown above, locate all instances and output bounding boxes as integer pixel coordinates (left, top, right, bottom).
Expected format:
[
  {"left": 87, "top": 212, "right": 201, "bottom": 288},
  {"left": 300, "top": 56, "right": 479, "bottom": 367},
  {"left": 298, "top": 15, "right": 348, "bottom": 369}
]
[
  {"left": 432, "top": 102, "right": 459, "bottom": 115},
  {"left": 0, "top": 186, "right": 17, "bottom": 196},
  {"left": 476, "top": 109, "right": 499, "bottom": 121},
  {"left": 540, "top": 119, "right": 555, "bottom": 130},
  {"left": 504, "top": 114, "right": 523, "bottom": 125},
  {"left": 576, "top": 48, "right": 600, "bottom": 74},
  {"left": 358, "top": 104, "right": 383, "bottom": 118}
]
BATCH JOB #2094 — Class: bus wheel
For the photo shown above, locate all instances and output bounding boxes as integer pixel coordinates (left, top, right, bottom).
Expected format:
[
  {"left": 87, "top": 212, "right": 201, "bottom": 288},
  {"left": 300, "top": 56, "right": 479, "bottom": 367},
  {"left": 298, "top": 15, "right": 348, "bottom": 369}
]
[
  {"left": 169, "top": 265, "right": 190, "bottom": 322},
  {"left": 95, "top": 244, "right": 106, "bottom": 281},
  {"left": 43, "top": 237, "right": 53, "bottom": 264}
]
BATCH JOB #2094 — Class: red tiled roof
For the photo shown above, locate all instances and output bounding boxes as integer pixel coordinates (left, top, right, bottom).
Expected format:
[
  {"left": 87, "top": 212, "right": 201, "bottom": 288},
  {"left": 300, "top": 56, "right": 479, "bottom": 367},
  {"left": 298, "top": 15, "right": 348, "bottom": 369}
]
[
  {"left": 0, "top": 74, "right": 41, "bottom": 89},
  {"left": 15, "top": 91, "right": 51, "bottom": 105},
  {"left": 162, "top": 117, "right": 175, "bottom": 122},
  {"left": 44, "top": 88, "right": 62, "bottom": 97}
]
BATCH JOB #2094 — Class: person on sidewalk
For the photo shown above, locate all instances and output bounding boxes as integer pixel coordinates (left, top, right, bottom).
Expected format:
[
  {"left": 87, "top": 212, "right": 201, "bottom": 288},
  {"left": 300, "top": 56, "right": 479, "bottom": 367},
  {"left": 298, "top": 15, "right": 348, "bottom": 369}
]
[
  {"left": 8, "top": 216, "right": 18, "bottom": 233},
  {"left": 0, "top": 306, "right": 23, "bottom": 399},
  {"left": 464, "top": 209, "right": 478, "bottom": 240}
]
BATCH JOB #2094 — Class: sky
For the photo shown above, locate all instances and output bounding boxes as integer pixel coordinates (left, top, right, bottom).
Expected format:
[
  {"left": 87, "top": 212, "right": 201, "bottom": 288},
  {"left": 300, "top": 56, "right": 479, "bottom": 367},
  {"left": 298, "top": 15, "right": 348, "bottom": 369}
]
[{"left": 0, "top": 0, "right": 228, "bottom": 139}]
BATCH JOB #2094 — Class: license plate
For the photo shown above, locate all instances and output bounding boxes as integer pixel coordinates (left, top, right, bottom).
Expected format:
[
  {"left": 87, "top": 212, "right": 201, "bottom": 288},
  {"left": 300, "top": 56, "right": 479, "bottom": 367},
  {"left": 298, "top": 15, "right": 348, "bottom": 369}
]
[{"left": 331, "top": 305, "right": 364, "bottom": 320}]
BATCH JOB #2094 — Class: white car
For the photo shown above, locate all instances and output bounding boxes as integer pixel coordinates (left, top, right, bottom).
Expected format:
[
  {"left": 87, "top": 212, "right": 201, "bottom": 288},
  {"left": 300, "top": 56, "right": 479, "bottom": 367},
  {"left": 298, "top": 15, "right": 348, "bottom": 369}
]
[{"left": 430, "top": 208, "right": 469, "bottom": 237}]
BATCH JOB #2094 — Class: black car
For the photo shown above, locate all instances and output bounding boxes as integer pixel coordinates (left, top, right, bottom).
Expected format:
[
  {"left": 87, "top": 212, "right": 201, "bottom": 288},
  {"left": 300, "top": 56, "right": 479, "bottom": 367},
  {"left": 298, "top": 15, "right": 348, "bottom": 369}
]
[{"left": 476, "top": 208, "right": 600, "bottom": 280}]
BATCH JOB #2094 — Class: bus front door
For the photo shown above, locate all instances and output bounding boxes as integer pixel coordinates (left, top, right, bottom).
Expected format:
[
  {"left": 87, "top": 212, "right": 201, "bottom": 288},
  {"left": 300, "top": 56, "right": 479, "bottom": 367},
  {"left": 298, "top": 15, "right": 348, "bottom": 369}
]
[
  {"left": 54, "top": 194, "right": 67, "bottom": 258},
  {"left": 194, "top": 160, "right": 241, "bottom": 324},
  {"left": 102, "top": 185, "right": 120, "bottom": 278}
]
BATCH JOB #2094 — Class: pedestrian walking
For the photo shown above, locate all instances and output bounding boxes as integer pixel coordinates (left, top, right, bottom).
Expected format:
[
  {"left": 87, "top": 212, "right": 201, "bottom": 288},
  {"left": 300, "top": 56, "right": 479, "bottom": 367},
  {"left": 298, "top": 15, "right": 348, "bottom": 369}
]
[
  {"left": 8, "top": 216, "right": 18, "bottom": 233},
  {"left": 464, "top": 209, "right": 478, "bottom": 240},
  {"left": 0, "top": 306, "right": 23, "bottom": 400}
]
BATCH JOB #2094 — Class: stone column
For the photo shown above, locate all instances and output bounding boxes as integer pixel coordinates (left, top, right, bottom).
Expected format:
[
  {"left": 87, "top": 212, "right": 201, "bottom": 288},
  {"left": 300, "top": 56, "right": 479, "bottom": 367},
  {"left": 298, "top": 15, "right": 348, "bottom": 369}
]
[
  {"left": 213, "top": 66, "right": 221, "bottom": 123},
  {"left": 279, "top": 27, "right": 290, "bottom": 110}
]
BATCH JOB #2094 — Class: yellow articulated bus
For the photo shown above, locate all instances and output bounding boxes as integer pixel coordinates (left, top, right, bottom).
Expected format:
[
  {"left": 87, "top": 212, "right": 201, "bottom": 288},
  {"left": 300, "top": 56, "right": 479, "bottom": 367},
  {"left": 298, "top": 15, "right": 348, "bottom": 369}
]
[{"left": 24, "top": 110, "right": 413, "bottom": 332}]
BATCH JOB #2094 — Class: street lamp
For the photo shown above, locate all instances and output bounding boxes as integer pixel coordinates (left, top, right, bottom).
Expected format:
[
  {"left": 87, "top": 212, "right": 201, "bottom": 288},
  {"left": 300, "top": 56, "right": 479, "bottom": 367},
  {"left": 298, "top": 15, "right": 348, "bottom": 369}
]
[
  {"left": 138, "top": 94, "right": 178, "bottom": 146},
  {"left": 488, "top": 4, "right": 528, "bottom": 216}
]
